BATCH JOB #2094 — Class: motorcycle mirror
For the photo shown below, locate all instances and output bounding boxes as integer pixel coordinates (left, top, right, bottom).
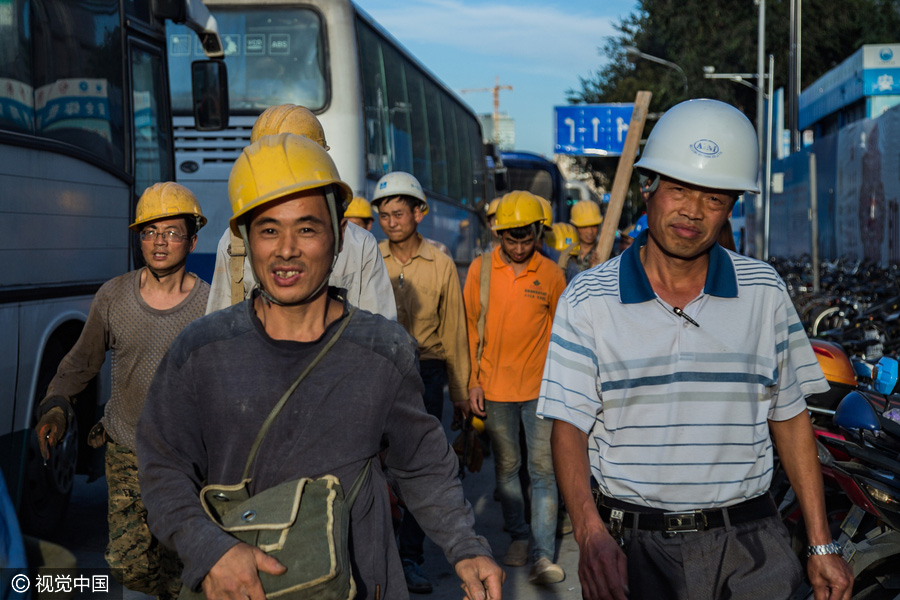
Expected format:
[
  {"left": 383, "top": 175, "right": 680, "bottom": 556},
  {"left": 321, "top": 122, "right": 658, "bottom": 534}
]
[{"left": 872, "top": 357, "right": 899, "bottom": 396}]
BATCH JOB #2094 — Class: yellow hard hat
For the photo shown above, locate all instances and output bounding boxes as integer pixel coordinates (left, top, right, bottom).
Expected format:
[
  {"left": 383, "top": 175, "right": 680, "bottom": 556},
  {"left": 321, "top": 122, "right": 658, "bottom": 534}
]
[
  {"left": 130, "top": 182, "right": 206, "bottom": 232},
  {"left": 345, "top": 197, "right": 373, "bottom": 220},
  {"left": 470, "top": 416, "right": 485, "bottom": 434},
  {"left": 493, "top": 191, "right": 545, "bottom": 231},
  {"left": 548, "top": 222, "right": 578, "bottom": 252},
  {"left": 537, "top": 195, "right": 553, "bottom": 227},
  {"left": 228, "top": 133, "right": 351, "bottom": 236},
  {"left": 486, "top": 197, "right": 502, "bottom": 217},
  {"left": 250, "top": 104, "right": 329, "bottom": 150},
  {"left": 570, "top": 200, "right": 603, "bottom": 227}
]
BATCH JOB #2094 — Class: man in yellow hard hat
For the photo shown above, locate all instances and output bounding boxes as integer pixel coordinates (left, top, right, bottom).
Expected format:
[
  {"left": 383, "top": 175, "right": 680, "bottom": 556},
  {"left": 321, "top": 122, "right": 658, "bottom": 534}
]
[
  {"left": 370, "top": 170, "right": 470, "bottom": 593},
  {"left": 136, "top": 135, "right": 504, "bottom": 600},
  {"left": 463, "top": 191, "right": 567, "bottom": 585},
  {"left": 558, "top": 199, "right": 603, "bottom": 282},
  {"left": 345, "top": 196, "right": 374, "bottom": 231},
  {"left": 205, "top": 104, "right": 396, "bottom": 320},
  {"left": 36, "top": 182, "right": 209, "bottom": 599}
]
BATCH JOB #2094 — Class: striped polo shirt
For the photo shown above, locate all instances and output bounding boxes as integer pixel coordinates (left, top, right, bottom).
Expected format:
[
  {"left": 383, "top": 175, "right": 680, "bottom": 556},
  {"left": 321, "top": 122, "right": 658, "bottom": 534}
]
[{"left": 537, "top": 231, "right": 827, "bottom": 510}]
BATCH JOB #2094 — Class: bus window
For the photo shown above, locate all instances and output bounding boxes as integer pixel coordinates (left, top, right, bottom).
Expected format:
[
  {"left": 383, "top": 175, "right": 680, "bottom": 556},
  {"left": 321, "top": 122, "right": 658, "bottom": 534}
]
[
  {"left": 441, "top": 95, "right": 461, "bottom": 200},
  {"left": 167, "top": 9, "right": 326, "bottom": 115},
  {"left": 381, "top": 43, "right": 412, "bottom": 175},
  {"left": 405, "top": 67, "right": 431, "bottom": 189},
  {"left": 423, "top": 80, "right": 447, "bottom": 196},
  {"left": 131, "top": 44, "right": 174, "bottom": 196},
  {"left": 32, "top": 0, "right": 125, "bottom": 168},
  {"left": 0, "top": 0, "right": 33, "bottom": 135},
  {"left": 358, "top": 20, "right": 387, "bottom": 176}
]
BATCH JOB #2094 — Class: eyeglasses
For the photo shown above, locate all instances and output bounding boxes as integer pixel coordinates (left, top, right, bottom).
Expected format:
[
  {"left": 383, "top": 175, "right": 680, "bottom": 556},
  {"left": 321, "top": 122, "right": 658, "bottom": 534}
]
[{"left": 140, "top": 229, "right": 189, "bottom": 244}]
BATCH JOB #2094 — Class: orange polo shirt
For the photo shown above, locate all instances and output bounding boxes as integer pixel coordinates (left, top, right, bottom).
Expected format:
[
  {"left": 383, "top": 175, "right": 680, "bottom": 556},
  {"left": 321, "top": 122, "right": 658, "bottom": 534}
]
[{"left": 463, "top": 247, "right": 566, "bottom": 402}]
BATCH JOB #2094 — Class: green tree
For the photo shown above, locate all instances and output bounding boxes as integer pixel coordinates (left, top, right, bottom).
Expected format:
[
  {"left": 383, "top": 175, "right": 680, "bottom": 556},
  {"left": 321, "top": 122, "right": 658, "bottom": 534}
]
[{"left": 569, "top": 0, "right": 900, "bottom": 224}]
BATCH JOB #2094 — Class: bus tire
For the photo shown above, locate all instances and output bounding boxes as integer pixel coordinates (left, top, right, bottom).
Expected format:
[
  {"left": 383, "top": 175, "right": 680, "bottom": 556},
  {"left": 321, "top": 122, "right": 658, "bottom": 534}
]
[{"left": 19, "top": 334, "right": 80, "bottom": 538}]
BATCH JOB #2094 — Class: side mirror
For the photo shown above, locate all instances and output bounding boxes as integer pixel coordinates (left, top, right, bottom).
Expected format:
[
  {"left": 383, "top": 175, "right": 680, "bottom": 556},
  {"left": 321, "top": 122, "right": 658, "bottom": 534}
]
[
  {"left": 191, "top": 60, "right": 229, "bottom": 131},
  {"left": 872, "top": 356, "right": 899, "bottom": 396},
  {"left": 151, "top": 0, "right": 185, "bottom": 22}
]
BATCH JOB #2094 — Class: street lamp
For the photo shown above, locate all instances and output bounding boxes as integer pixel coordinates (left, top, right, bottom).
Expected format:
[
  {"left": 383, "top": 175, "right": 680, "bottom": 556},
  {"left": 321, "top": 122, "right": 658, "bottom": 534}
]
[{"left": 624, "top": 46, "right": 688, "bottom": 94}]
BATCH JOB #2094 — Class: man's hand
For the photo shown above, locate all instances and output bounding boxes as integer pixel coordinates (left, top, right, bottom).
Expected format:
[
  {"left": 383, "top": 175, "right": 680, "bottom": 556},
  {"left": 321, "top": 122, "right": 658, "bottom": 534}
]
[
  {"left": 454, "top": 399, "right": 470, "bottom": 425},
  {"left": 455, "top": 555, "right": 505, "bottom": 600},
  {"left": 35, "top": 406, "right": 68, "bottom": 461},
  {"left": 201, "top": 542, "right": 286, "bottom": 600},
  {"left": 469, "top": 387, "right": 486, "bottom": 418},
  {"left": 576, "top": 527, "right": 629, "bottom": 600},
  {"left": 808, "top": 554, "right": 853, "bottom": 600}
]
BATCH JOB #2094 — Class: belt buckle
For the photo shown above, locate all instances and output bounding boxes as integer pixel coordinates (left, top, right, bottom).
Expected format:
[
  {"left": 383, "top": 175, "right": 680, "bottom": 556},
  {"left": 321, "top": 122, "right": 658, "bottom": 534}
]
[{"left": 663, "top": 510, "right": 706, "bottom": 533}]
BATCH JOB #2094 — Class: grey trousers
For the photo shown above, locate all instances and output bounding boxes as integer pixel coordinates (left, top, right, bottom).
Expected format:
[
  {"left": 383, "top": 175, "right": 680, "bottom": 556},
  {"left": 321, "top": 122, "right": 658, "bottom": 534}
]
[{"left": 623, "top": 515, "right": 803, "bottom": 600}]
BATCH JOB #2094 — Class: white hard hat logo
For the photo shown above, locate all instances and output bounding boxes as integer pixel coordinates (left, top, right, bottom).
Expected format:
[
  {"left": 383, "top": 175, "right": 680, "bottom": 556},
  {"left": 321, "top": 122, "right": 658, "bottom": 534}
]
[{"left": 691, "top": 139, "right": 721, "bottom": 158}]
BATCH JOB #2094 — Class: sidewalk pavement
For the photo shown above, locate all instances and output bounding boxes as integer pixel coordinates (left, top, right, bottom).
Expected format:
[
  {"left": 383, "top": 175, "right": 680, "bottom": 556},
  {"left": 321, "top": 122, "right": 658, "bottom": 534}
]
[{"left": 419, "top": 422, "right": 583, "bottom": 600}]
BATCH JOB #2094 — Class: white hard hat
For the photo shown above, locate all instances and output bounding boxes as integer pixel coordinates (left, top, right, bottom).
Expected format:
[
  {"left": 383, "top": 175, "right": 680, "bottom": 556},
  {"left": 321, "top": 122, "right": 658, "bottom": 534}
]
[
  {"left": 371, "top": 171, "right": 428, "bottom": 215},
  {"left": 634, "top": 99, "right": 760, "bottom": 193}
]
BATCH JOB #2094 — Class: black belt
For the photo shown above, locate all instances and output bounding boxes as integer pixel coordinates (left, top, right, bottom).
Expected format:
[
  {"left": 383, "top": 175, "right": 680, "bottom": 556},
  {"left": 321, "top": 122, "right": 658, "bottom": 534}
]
[{"left": 595, "top": 493, "right": 777, "bottom": 533}]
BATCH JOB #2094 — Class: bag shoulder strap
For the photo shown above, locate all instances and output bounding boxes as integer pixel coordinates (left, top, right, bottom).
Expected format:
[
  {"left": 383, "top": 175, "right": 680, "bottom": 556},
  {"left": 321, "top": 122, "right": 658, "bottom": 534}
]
[
  {"left": 227, "top": 232, "right": 247, "bottom": 306},
  {"left": 242, "top": 306, "right": 357, "bottom": 480},
  {"left": 475, "top": 252, "right": 491, "bottom": 365},
  {"left": 345, "top": 459, "right": 371, "bottom": 507}
]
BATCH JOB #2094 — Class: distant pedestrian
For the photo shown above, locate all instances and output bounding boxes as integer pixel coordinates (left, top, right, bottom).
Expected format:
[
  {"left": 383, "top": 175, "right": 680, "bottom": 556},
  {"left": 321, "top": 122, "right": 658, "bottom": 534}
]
[
  {"left": 35, "top": 182, "right": 209, "bottom": 599},
  {"left": 346, "top": 196, "right": 375, "bottom": 231},
  {"left": 558, "top": 199, "right": 603, "bottom": 282},
  {"left": 371, "top": 171, "right": 471, "bottom": 594},
  {"left": 464, "top": 191, "right": 567, "bottom": 585}
]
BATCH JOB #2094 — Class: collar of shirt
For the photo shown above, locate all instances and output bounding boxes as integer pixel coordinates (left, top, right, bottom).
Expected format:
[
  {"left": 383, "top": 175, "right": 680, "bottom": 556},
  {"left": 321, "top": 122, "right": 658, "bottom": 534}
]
[
  {"left": 491, "top": 244, "right": 541, "bottom": 274},
  {"left": 380, "top": 233, "right": 435, "bottom": 264},
  {"left": 618, "top": 229, "right": 738, "bottom": 304}
]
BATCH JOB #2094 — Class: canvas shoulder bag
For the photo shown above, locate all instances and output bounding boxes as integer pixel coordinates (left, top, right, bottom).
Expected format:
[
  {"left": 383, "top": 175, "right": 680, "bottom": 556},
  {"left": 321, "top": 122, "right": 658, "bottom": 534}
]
[{"left": 180, "top": 307, "right": 368, "bottom": 600}]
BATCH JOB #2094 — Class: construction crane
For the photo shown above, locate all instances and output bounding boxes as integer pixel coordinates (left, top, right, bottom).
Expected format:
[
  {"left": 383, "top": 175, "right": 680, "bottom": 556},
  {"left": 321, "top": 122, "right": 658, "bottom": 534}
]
[{"left": 461, "top": 75, "right": 512, "bottom": 145}]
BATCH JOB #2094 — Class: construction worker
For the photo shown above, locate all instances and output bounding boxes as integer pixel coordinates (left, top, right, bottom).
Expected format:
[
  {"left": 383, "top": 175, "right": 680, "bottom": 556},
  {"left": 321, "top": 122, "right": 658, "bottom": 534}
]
[
  {"left": 346, "top": 196, "right": 374, "bottom": 230},
  {"left": 558, "top": 200, "right": 602, "bottom": 282},
  {"left": 136, "top": 134, "right": 503, "bottom": 600},
  {"left": 539, "top": 99, "right": 853, "bottom": 599},
  {"left": 205, "top": 104, "right": 396, "bottom": 320},
  {"left": 463, "top": 191, "right": 567, "bottom": 585},
  {"left": 484, "top": 197, "right": 502, "bottom": 252},
  {"left": 534, "top": 194, "right": 560, "bottom": 262},
  {"left": 35, "top": 182, "right": 209, "bottom": 599},
  {"left": 370, "top": 170, "right": 470, "bottom": 594}
]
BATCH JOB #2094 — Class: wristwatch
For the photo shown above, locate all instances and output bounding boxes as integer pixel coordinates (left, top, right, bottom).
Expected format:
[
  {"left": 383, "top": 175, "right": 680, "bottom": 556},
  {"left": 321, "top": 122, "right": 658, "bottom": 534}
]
[{"left": 806, "top": 541, "right": 842, "bottom": 557}]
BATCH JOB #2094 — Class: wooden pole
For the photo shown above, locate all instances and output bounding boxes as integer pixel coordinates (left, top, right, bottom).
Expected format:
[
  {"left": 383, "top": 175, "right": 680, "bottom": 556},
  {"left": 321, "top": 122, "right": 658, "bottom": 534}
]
[{"left": 592, "top": 90, "right": 652, "bottom": 265}]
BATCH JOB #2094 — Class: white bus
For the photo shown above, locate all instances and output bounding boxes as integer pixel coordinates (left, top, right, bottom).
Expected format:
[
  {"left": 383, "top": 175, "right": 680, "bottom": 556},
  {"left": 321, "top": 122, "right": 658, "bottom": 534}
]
[
  {"left": 166, "top": 0, "right": 491, "bottom": 282},
  {"left": 0, "top": 0, "right": 226, "bottom": 535}
]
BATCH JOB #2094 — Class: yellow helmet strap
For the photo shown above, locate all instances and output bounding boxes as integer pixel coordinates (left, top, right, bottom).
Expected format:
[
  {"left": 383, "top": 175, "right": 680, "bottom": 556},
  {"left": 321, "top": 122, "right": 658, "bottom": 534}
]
[{"left": 240, "top": 188, "right": 342, "bottom": 308}]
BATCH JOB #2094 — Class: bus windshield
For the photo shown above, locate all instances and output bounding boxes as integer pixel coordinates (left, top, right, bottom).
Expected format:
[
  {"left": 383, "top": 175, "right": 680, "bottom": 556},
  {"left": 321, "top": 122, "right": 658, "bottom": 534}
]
[{"left": 167, "top": 8, "right": 326, "bottom": 114}]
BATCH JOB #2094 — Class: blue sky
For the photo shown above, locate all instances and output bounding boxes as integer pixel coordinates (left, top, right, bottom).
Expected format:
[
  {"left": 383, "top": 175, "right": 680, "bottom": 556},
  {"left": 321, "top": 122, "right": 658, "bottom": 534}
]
[{"left": 353, "top": 0, "right": 639, "bottom": 157}]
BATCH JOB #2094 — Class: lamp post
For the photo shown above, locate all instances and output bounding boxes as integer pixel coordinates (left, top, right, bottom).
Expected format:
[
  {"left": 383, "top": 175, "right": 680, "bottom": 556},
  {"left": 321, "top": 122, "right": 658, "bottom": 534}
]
[{"left": 624, "top": 46, "right": 688, "bottom": 94}]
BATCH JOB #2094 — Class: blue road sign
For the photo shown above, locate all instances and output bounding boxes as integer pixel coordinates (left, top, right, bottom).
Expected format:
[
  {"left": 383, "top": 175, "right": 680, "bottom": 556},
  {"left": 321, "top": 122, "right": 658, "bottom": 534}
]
[{"left": 555, "top": 104, "right": 634, "bottom": 156}]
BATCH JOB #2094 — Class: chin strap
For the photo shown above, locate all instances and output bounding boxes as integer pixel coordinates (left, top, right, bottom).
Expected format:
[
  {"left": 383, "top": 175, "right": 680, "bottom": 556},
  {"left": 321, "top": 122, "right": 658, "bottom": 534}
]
[{"left": 146, "top": 261, "right": 186, "bottom": 282}]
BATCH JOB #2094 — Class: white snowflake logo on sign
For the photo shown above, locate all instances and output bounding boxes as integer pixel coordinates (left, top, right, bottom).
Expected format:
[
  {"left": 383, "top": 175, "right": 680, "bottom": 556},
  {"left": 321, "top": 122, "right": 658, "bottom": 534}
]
[{"left": 876, "top": 74, "right": 894, "bottom": 92}]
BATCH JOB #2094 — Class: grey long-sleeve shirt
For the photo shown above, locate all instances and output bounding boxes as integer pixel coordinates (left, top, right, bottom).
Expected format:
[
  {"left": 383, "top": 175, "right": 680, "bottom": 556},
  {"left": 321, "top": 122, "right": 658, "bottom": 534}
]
[{"left": 136, "top": 293, "right": 490, "bottom": 599}]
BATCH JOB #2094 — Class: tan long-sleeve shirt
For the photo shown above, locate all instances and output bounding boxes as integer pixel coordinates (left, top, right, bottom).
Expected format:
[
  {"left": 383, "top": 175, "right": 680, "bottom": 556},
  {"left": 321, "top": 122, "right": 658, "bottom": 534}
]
[{"left": 379, "top": 236, "right": 470, "bottom": 407}]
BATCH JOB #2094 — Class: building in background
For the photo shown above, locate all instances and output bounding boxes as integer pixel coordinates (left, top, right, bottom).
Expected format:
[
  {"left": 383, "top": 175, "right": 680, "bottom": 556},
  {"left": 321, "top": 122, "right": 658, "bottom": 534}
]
[{"left": 479, "top": 113, "right": 515, "bottom": 150}]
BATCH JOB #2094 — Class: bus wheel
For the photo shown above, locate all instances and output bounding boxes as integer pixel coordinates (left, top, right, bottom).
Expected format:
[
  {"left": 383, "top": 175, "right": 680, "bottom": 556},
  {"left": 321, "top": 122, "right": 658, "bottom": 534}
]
[
  {"left": 19, "top": 418, "right": 78, "bottom": 538},
  {"left": 19, "top": 334, "right": 80, "bottom": 538}
]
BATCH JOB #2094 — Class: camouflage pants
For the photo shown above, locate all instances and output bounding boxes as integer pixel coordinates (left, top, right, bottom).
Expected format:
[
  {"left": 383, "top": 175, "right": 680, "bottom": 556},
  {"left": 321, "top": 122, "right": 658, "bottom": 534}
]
[{"left": 105, "top": 440, "right": 182, "bottom": 600}]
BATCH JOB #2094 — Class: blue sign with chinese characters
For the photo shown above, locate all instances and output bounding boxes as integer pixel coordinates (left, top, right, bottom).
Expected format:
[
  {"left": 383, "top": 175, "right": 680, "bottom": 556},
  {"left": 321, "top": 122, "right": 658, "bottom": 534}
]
[{"left": 555, "top": 104, "right": 634, "bottom": 156}]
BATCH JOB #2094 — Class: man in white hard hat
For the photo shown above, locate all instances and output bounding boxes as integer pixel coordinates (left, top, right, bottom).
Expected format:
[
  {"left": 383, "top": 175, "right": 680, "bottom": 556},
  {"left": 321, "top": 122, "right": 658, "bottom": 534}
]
[
  {"left": 36, "top": 183, "right": 210, "bottom": 599},
  {"left": 539, "top": 99, "right": 853, "bottom": 599},
  {"left": 371, "top": 170, "right": 471, "bottom": 594}
]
